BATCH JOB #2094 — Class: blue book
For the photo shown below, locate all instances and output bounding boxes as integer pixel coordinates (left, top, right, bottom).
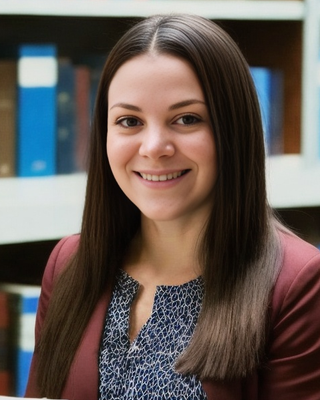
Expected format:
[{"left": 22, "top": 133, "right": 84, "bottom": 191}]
[
  {"left": 17, "top": 44, "right": 58, "bottom": 177},
  {"left": 250, "top": 67, "right": 283, "bottom": 155},
  {"left": 269, "top": 69, "right": 284, "bottom": 155},
  {"left": 0, "top": 284, "right": 41, "bottom": 397},
  {"left": 250, "top": 67, "right": 272, "bottom": 150},
  {"left": 56, "top": 58, "right": 76, "bottom": 174}
]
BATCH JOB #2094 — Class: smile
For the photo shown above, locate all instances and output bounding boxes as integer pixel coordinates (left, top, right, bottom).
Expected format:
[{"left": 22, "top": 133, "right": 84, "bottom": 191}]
[{"left": 139, "top": 170, "right": 189, "bottom": 182}]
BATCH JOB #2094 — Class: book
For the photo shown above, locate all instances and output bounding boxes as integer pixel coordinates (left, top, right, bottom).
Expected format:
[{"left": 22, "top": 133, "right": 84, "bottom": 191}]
[
  {"left": 75, "top": 64, "right": 91, "bottom": 172},
  {"left": 250, "top": 66, "right": 283, "bottom": 155},
  {"left": 84, "top": 54, "right": 105, "bottom": 117},
  {"left": 17, "top": 44, "right": 58, "bottom": 177},
  {"left": 0, "top": 61, "right": 17, "bottom": 178},
  {"left": 56, "top": 58, "right": 76, "bottom": 174},
  {"left": 0, "top": 293, "right": 10, "bottom": 395},
  {"left": 0, "top": 285, "right": 40, "bottom": 397},
  {"left": 269, "top": 69, "right": 284, "bottom": 155}
]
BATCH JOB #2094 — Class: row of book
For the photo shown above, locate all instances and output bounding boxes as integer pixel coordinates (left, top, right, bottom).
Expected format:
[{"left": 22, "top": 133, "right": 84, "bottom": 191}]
[
  {"left": 0, "top": 284, "right": 40, "bottom": 397},
  {"left": 0, "top": 44, "right": 283, "bottom": 179},
  {"left": 0, "top": 44, "right": 105, "bottom": 178}
]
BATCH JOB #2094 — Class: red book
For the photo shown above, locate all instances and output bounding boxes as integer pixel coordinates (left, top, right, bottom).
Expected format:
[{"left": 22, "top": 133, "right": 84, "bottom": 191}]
[{"left": 0, "top": 292, "right": 10, "bottom": 395}]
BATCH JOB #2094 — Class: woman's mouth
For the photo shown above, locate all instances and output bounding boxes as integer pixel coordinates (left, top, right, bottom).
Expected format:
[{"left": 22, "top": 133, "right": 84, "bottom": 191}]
[{"left": 138, "top": 170, "right": 189, "bottom": 182}]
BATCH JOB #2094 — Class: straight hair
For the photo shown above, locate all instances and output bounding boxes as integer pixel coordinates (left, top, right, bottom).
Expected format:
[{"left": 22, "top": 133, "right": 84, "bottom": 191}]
[{"left": 36, "top": 14, "right": 282, "bottom": 397}]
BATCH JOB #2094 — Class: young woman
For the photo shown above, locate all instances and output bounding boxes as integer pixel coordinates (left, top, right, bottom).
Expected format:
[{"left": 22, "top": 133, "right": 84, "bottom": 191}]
[{"left": 26, "top": 14, "right": 320, "bottom": 400}]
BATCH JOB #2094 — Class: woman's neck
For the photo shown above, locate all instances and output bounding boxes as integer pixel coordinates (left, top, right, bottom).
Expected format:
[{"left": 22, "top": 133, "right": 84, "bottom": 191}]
[{"left": 124, "top": 216, "right": 206, "bottom": 286}]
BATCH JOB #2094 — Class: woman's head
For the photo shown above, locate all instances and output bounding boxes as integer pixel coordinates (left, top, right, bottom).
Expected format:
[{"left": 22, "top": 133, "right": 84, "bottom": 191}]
[
  {"left": 106, "top": 51, "right": 217, "bottom": 224},
  {"left": 86, "top": 13, "right": 267, "bottom": 267}
]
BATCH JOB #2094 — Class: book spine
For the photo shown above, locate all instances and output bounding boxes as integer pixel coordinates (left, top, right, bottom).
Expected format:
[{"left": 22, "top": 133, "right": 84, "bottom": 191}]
[
  {"left": 250, "top": 66, "right": 272, "bottom": 153},
  {"left": 17, "top": 44, "right": 58, "bottom": 177},
  {"left": 56, "top": 58, "right": 76, "bottom": 174},
  {"left": 269, "top": 69, "right": 284, "bottom": 155},
  {"left": 1, "top": 286, "right": 40, "bottom": 397},
  {"left": 75, "top": 65, "right": 91, "bottom": 172},
  {"left": 250, "top": 66, "right": 284, "bottom": 156},
  {"left": 0, "top": 61, "right": 17, "bottom": 178},
  {"left": 14, "top": 295, "right": 39, "bottom": 397},
  {"left": 0, "top": 293, "right": 10, "bottom": 395}
]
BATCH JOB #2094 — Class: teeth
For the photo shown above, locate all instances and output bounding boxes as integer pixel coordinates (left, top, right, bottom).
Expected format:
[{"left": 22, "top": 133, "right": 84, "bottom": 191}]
[{"left": 140, "top": 171, "right": 184, "bottom": 181}]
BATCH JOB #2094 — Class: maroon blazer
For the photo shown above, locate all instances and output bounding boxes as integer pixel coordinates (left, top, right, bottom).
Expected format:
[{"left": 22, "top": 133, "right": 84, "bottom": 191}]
[{"left": 25, "top": 231, "right": 320, "bottom": 400}]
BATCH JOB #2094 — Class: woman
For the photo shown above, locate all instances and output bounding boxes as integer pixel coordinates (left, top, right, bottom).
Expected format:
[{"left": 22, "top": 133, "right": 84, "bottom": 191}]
[{"left": 26, "top": 14, "right": 320, "bottom": 400}]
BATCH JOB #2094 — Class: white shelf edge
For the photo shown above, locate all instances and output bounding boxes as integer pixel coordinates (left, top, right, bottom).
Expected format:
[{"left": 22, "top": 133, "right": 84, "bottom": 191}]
[
  {"left": 0, "top": 173, "right": 87, "bottom": 244},
  {"left": 1, "top": 155, "right": 320, "bottom": 244},
  {"left": 0, "top": 0, "right": 305, "bottom": 20},
  {"left": 267, "top": 154, "right": 320, "bottom": 209}
]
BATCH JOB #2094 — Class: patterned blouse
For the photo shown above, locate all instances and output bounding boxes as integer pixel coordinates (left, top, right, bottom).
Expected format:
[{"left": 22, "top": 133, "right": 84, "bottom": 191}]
[{"left": 99, "top": 270, "right": 207, "bottom": 400}]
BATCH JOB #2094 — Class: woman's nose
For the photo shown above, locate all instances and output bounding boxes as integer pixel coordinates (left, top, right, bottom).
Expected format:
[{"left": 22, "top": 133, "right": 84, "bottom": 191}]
[{"left": 138, "top": 127, "right": 175, "bottom": 159}]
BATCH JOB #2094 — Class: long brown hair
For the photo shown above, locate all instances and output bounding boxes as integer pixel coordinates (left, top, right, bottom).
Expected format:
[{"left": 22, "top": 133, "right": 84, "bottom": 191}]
[{"left": 36, "top": 14, "right": 282, "bottom": 397}]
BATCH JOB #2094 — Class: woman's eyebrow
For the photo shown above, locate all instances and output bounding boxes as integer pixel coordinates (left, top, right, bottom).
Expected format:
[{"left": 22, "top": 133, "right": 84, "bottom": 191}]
[
  {"left": 109, "top": 102, "right": 142, "bottom": 111},
  {"left": 168, "top": 99, "right": 206, "bottom": 110}
]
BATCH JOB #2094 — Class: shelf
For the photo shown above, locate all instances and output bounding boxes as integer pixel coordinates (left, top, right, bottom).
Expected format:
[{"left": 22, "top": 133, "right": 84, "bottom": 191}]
[
  {"left": 0, "top": 0, "right": 304, "bottom": 20},
  {"left": 0, "top": 174, "right": 86, "bottom": 244},
  {"left": 267, "top": 155, "right": 320, "bottom": 208},
  {"left": 0, "top": 155, "right": 319, "bottom": 244}
]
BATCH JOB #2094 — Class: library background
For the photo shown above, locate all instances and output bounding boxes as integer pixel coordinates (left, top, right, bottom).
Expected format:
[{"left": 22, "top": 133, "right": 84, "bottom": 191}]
[{"left": 1, "top": 0, "right": 320, "bottom": 397}]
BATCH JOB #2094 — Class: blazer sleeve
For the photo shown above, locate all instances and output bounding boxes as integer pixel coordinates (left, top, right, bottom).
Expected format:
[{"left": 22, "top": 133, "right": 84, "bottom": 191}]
[
  {"left": 260, "top": 234, "right": 320, "bottom": 400},
  {"left": 25, "top": 235, "right": 80, "bottom": 398}
]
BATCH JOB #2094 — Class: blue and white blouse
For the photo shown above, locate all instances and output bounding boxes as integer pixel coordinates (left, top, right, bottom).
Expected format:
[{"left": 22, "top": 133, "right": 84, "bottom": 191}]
[{"left": 99, "top": 270, "right": 207, "bottom": 400}]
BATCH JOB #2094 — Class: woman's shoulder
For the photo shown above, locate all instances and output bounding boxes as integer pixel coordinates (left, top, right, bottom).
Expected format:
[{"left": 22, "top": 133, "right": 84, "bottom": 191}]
[
  {"left": 43, "top": 234, "right": 80, "bottom": 284},
  {"left": 271, "top": 229, "right": 320, "bottom": 318},
  {"left": 277, "top": 230, "right": 320, "bottom": 284},
  {"left": 280, "top": 229, "right": 320, "bottom": 266},
  {"left": 33, "top": 235, "right": 81, "bottom": 340},
  {"left": 260, "top": 230, "right": 320, "bottom": 398},
  {"left": 51, "top": 235, "right": 80, "bottom": 267}
]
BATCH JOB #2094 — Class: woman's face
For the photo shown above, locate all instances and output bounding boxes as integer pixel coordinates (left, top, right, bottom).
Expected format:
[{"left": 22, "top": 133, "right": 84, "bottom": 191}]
[{"left": 107, "top": 53, "right": 217, "bottom": 224}]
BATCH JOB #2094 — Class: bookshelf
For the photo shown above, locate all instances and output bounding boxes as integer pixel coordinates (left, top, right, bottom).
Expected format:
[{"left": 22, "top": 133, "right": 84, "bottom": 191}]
[
  {"left": 1, "top": 3, "right": 320, "bottom": 396},
  {"left": 0, "top": 0, "right": 320, "bottom": 248}
]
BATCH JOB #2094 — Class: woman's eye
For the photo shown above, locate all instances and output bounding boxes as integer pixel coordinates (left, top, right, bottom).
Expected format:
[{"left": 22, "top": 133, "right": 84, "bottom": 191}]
[
  {"left": 175, "top": 115, "right": 200, "bottom": 125},
  {"left": 117, "top": 117, "right": 141, "bottom": 128}
]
